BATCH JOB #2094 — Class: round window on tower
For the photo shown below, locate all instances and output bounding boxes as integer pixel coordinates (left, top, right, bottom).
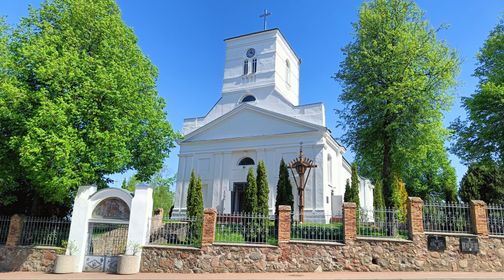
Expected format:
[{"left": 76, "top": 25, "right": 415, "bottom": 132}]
[{"left": 241, "top": 95, "right": 256, "bottom": 103}]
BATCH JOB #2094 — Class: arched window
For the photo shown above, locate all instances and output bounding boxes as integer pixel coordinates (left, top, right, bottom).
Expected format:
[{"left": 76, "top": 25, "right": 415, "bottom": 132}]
[
  {"left": 285, "top": 59, "right": 291, "bottom": 85},
  {"left": 327, "top": 155, "right": 333, "bottom": 186},
  {"left": 241, "top": 95, "right": 256, "bottom": 103},
  {"left": 243, "top": 59, "right": 249, "bottom": 75},
  {"left": 238, "top": 157, "right": 255, "bottom": 166},
  {"left": 252, "top": 58, "right": 257, "bottom": 73}
]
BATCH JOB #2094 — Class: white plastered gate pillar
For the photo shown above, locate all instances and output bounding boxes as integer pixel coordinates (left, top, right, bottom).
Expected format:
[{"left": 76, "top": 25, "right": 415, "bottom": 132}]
[{"left": 67, "top": 184, "right": 153, "bottom": 273}]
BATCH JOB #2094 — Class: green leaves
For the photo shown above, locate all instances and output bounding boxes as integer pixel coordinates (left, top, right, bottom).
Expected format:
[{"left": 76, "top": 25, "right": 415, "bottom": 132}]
[
  {"left": 275, "top": 159, "right": 294, "bottom": 214},
  {"left": 0, "top": 0, "right": 177, "bottom": 214},
  {"left": 186, "top": 170, "right": 203, "bottom": 219},
  {"left": 335, "top": 0, "right": 459, "bottom": 204}
]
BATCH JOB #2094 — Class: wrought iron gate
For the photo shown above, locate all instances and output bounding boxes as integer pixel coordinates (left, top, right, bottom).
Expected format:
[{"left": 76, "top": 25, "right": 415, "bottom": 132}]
[{"left": 83, "top": 222, "right": 129, "bottom": 272}]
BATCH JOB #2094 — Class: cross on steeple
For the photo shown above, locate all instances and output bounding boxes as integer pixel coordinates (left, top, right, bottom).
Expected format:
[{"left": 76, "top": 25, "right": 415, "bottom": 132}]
[{"left": 259, "top": 9, "right": 272, "bottom": 31}]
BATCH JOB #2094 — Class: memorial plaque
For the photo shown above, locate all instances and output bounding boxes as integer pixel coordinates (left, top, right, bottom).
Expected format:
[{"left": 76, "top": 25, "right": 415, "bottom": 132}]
[
  {"left": 460, "top": 237, "right": 479, "bottom": 253},
  {"left": 427, "top": 235, "right": 446, "bottom": 251}
]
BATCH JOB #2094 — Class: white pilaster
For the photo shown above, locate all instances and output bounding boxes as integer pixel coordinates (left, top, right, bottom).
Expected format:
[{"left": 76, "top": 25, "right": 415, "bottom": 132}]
[{"left": 67, "top": 185, "right": 97, "bottom": 272}]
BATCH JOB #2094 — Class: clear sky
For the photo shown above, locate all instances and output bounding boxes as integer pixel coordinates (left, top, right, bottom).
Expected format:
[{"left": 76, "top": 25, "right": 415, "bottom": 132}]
[{"left": 1, "top": 0, "right": 503, "bottom": 189}]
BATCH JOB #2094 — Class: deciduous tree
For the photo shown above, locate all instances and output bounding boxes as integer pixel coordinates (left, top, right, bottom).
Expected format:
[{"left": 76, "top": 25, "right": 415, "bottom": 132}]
[
  {"left": 451, "top": 18, "right": 504, "bottom": 165},
  {"left": 335, "top": 0, "right": 459, "bottom": 206},
  {"left": 0, "top": 0, "right": 177, "bottom": 215}
]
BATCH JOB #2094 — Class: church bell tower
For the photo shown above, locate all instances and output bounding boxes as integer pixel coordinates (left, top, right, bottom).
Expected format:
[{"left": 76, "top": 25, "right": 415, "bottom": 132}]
[{"left": 221, "top": 29, "right": 301, "bottom": 106}]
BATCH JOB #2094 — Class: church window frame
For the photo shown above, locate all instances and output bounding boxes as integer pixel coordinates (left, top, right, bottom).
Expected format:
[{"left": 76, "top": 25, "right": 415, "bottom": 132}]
[
  {"left": 241, "top": 95, "right": 256, "bottom": 103},
  {"left": 252, "top": 58, "right": 257, "bottom": 73},
  {"left": 238, "top": 157, "right": 255, "bottom": 166},
  {"left": 243, "top": 59, "right": 249, "bottom": 75},
  {"left": 327, "top": 154, "right": 333, "bottom": 187},
  {"left": 285, "top": 59, "right": 291, "bottom": 85}
]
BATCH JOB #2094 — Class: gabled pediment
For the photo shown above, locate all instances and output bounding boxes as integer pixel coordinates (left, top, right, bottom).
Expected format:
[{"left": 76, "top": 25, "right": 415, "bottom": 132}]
[{"left": 182, "top": 104, "right": 324, "bottom": 142}]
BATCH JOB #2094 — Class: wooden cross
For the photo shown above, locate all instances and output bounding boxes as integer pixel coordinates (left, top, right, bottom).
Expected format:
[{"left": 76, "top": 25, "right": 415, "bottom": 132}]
[{"left": 259, "top": 9, "right": 272, "bottom": 31}]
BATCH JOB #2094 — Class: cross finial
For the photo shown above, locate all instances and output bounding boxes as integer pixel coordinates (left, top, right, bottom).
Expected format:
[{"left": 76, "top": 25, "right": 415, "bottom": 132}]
[{"left": 259, "top": 9, "right": 272, "bottom": 31}]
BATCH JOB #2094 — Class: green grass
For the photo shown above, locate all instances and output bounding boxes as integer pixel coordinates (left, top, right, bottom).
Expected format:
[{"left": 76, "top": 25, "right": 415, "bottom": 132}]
[
  {"left": 214, "top": 223, "right": 278, "bottom": 246},
  {"left": 357, "top": 225, "right": 409, "bottom": 240}
]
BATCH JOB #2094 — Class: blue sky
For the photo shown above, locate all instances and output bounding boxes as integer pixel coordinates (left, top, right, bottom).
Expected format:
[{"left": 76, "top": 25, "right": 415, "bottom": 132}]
[{"left": 1, "top": 1, "right": 503, "bottom": 189}]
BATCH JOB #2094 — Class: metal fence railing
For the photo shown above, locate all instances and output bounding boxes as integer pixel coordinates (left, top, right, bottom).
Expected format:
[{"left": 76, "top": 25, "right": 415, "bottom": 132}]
[
  {"left": 149, "top": 216, "right": 202, "bottom": 248},
  {"left": 423, "top": 202, "right": 472, "bottom": 234},
  {"left": 215, "top": 212, "right": 277, "bottom": 245},
  {"left": 291, "top": 213, "right": 343, "bottom": 243},
  {"left": 87, "top": 223, "right": 129, "bottom": 256},
  {"left": 358, "top": 208, "right": 409, "bottom": 240},
  {"left": 19, "top": 216, "right": 71, "bottom": 247},
  {"left": 0, "top": 216, "right": 10, "bottom": 245},
  {"left": 488, "top": 204, "right": 504, "bottom": 236}
]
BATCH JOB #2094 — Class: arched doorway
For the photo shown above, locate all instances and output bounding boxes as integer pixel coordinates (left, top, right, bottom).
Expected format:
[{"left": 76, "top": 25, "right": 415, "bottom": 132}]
[{"left": 84, "top": 196, "right": 131, "bottom": 272}]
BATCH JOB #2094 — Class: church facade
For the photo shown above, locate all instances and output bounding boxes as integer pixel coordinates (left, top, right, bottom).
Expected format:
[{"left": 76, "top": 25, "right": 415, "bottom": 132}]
[{"left": 173, "top": 29, "right": 373, "bottom": 218}]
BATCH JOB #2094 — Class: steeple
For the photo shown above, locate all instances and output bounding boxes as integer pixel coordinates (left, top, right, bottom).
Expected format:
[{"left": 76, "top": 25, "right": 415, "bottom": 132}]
[{"left": 221, "top": 29, "right": 300, "bottom": 106}]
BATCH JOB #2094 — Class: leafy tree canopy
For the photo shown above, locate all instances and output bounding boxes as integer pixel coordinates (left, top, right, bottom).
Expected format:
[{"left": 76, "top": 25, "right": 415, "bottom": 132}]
[
  {"left": 451, "top": 18, "right": 504, "bottom": 165},
  {"left": 335, "top": 0, "right": 459, "bottom": 205},
  {"left": 459, "top": 161, "right": 504, "bottom": 204},
  {"left": 0, "top": 0, "right": 177, "bottom": 215}
]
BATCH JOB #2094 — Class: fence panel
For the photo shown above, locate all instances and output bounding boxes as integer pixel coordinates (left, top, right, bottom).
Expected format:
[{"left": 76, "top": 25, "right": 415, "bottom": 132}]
[
  {"left": 215, "top": 212, "right": 277, "bottom": 245},
  {"left": 149, "top": 216, "right": 202, "bottom": 248},
  {"left": 423, "top": 202, "right": 472, "bottom": 234},
  {"left": 0, "top": 216, "right": 10, "bottom": 245},
  {"left": 19, "top": 216, "right": 71, "bottom": 247},
  {"left": 488, "top": 204, "right": 504, "bottom": 236},
  {"left": 291, "top": 213, "right": 343, "bottom": 243},
  {"left": 358, "top": 208, "right": 409, "bottom": 240}
]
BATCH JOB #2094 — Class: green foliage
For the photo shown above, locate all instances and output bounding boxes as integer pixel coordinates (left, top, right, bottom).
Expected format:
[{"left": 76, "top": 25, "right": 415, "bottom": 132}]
[
  {"left": 186, "top": 170, "right": 203, "bottom": 219},
  {"left": 0, "top": 0, "right": 178, "bottom": 215},
  {"left": 122, "top": 171, "right": 176, "bottom": 216},
  {"left": 334, "top": 0, "right": 459, "bottom": 206},
  {"left": 459, "top": 161, "right": 504, "bottom": 204},
  {"left": 256, "top": 161, "right": 270, "bottom": 217},
  {"left": 391, "top": 176, "right": 408, "bottom": 221},
  {"left": 350, "top": 163, "right": 360, "bottom": 207},
  {"left": 242, "top": 167, "right": 257, "bottom": 213},
  {"left": 452, "top": 18, "right": 504, "bottom": 164},
  {"left": 373, "top": 180, "right": 386, "bottom": 222},
  {"left": 275, "top": 159, "right": 293, "bottom": 214},
  {"left": 344, "top": 179, "right": 352, "bottom": 202}
]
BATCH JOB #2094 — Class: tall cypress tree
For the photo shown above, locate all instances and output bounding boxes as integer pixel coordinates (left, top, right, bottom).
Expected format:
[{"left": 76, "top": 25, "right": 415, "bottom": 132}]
[
  {"left": 275, "top": 159, "right": 294, "bottom": 214},
  {"left": 344, "top": 179, "right": 352, "bottom": 202},
  {"left": 186, "top": 170, "right": 203, "bottom": 219},
  {"left": 373, "top": 180, "right": 386, "bottom": 222},
  {"left": 243, "top": 167, "right": 258, "bottom": 213},
  {"left": 256, "top": 161, "right": 270, "bottom": 217},
  {"left": 350, "top": 163, "right": 361, "bottom": 208}
]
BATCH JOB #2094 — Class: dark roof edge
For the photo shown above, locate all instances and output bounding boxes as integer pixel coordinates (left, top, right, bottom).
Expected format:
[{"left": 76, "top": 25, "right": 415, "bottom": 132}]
[{"left": 224, "top": 28, "right": 301, "bottom": 63}]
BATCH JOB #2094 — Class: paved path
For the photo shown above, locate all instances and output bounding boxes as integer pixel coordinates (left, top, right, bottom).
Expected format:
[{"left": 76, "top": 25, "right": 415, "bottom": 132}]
[{"left": 0, "top": 272, "right": 504, "bottom": 280}]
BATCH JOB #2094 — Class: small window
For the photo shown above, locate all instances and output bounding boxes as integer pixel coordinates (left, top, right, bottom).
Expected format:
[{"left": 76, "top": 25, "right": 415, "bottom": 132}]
[
  {"left": 241, "top": 95, "right": 256, "bottom": 103},
  {"left": 285, "top": 59, "right": 291, "bottom": 85},
  {"left": 252, "top": 58, "right": 257, "bottom": 73},
  {"left": 238, "top": 157, "right": 255, "bottom": 166},
  {"left": 243, "top": 59, "right": 249, "bottom": 75}
]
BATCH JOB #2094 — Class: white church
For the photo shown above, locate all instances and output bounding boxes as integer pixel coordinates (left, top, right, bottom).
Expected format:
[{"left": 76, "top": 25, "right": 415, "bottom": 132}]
[{"left": 173, "top": 29, "right": 373, "bottom": 219}]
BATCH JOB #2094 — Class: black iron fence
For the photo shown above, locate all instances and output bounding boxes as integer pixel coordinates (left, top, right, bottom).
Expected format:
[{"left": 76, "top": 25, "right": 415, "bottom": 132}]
[
  {"left": 423, "top": 202, "right": 472, "bottom": 234},
  {"left": 358, "top": 208, "right": 409, "bottom": 240},
  {"left": 488, "top": 204, "right": 504, "bottom": 236},
  {"left": 290, "top": 213, "right": 343, "bottom": 243},
  {"left": 149, "top": 216, "right": 202, "bottom": 248},
  {"left": 0, "top": 216, "right": 10, "bottom": 245},
  {"left": 215, "top": 212, "right": 277, "bottom": 245},
  {"left": 19, "top": 216, "right": 71, "bottom": 247}
]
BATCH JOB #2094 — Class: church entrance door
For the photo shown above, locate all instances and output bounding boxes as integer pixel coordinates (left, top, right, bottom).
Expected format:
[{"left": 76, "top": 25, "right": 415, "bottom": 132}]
[{"left": 231, "top": 182, "right": 247, "bottom": 213}]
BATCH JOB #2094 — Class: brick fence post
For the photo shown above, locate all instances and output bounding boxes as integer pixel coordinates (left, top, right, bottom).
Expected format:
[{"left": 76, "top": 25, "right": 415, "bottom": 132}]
[
  {"left": 6, "top": 214, "right": 24, "bottom": 246},
  {"left": 407, "top": 197, "right": 424, "bottom": 239},
  {"left": 277, "top": 205, "right": 291, "bottom": 244},
  {"left": 343, "top": 202, "right": 357, "bottom": 242},
  {"left": 202, "top": 208, "right": 217, "bottom": 246},
  {"left": 470, "top": 200, "right": 488, "bottom": 236}
]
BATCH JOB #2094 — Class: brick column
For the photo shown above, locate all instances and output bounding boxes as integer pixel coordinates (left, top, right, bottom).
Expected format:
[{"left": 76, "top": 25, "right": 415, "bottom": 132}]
[
  {"left": 6, "top": 214, "right": 24, "bottom": 246},
  {"left": 202, "top": 208, "right": 217, "bottom": 246},
  {"left": 343, "top": 202, "right": 357, "bottom": 242},
  {"left": 277, "top": 205, "right": 291, "bottom": 244},
  {"left": 470, "top": 200, "right": 488, "bottom": 236},
  {"left": 407, "top": 197, "right": 424, "bottom": 238}
]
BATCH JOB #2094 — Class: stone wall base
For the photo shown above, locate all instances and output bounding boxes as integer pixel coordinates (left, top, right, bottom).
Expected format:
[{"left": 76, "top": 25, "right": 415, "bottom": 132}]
[
  {"left": 141, "top": 236, "right": 504, "bottom": 273},
  {"left": 0, "top": 246, "right": 57, "bottom": 272}
]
